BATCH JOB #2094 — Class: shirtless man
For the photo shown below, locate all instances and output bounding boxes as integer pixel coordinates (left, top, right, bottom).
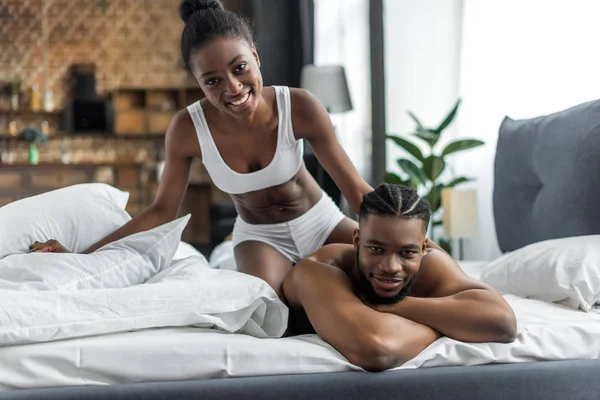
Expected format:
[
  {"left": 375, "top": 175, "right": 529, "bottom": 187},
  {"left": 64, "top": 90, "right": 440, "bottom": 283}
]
[{"left": 283, "top": 183, "right": 517, "bottom": 371}]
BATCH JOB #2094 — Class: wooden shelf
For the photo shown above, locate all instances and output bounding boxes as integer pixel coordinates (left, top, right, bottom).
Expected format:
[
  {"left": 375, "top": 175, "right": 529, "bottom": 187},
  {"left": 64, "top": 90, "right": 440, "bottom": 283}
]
[
  {"left": 0, "top": 131, "right": 164, "bottom": 139},
  {"left": 111, "top": 87, "right": 204, "bottom": 136},
  {"left": 0, "top": 108, "right": 64, "bottom": 116},
  {"left": 0, "top": 161, "right": 145, "bottom": 168}
]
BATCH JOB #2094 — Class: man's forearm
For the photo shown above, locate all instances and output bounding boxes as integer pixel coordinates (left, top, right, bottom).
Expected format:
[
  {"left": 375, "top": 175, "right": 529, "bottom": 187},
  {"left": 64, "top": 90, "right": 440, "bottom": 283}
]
[
  {"left": 378, "top": 290, "right": 517, "bottom": 343},
  {"left": 287, "top": 260, "right": 440, "bottom": 371}
]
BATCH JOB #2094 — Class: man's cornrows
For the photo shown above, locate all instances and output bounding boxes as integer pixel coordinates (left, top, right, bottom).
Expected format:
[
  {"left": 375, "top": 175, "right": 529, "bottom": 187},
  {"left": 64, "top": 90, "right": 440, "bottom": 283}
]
[{"left": 359, "top": 184, "right": 431, "bottom": 231}]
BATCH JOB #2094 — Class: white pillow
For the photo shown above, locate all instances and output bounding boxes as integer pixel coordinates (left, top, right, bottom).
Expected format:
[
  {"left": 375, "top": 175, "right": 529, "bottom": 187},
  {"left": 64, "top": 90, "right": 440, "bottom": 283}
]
[
  {"left": 173, "top": 241, "right": 204, "bottom": 261},
  {"left": 209, "top": 240, "right": 238, "bottom": 271},
  {"left": 0, "top": 183, "right": 131, "bottom": 260},
  {"left": 480, "top": 235, "right": 600, "bottom": 311},
  {"left": 0, "top": 215, "right": 191, "bottom": 291}
]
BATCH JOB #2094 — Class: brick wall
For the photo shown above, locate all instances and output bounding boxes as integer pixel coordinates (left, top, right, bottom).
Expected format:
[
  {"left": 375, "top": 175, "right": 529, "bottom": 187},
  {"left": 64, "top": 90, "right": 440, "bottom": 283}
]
[{"left": 0, "top": 0, "right": 196, "bottom": 107}]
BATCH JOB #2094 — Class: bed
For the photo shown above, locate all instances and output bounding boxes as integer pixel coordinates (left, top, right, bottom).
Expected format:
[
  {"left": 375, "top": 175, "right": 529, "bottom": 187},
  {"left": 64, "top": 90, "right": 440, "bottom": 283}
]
[{"left": 1, "top": 99, "right": 600, "bottom": 399}]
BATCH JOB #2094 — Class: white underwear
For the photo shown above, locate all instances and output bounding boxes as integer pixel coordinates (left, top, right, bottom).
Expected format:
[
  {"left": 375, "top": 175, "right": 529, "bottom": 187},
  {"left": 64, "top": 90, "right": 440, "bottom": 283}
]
[{"left": 232, "top": 192, "right": 347, "bottom": 264}]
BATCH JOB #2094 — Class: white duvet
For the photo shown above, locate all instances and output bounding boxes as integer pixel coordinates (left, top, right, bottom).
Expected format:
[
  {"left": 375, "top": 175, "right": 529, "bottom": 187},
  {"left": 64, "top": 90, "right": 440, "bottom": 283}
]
[
  {"left": 1, "top": 259, "right": 600, "bottom": 391},
  {"left": 0, "top": 255, "right": 288, "bottom": 347},
  {"left": 1, "top": 283, "right": 599, "bottom": 391}
]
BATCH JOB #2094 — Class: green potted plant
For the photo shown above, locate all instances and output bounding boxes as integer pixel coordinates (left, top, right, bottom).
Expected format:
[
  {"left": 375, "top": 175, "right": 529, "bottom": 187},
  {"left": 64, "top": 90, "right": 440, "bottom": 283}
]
[{"left": 385, "top": 99, "right": 484, "bottom": 250}]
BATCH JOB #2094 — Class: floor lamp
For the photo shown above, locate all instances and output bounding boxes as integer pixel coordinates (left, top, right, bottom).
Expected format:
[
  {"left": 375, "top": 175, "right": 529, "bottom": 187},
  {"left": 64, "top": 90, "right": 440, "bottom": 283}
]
[{"left": 441, "top": 188, "right": 478, "bottom": 260}]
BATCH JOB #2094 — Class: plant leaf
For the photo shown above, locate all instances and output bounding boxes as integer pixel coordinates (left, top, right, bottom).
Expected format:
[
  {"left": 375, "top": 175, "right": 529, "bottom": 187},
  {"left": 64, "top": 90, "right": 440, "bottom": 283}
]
[
  {"left": 424, "top": 183, "right": 445, "bottom": 213},
  {"left": 436, "top": 98, "right": 461, "bottom": 134},
  {"left": 384, "top": 172, "right": 403, "bottom": 185},
  {"left": 446, "top": 177, "right": 472, "bottom": 188},
  {"left": 432, "top": 220, "right": 444, "bottom": 226},
  {"left": 413, "top": 128, "right": 440, "bottom": 148},
  {"left": 413, "top": 129, "right": 439, "bottom": 149},
  {"left": 397, "top": 159, "right": 426, "bottom": 186},
  {"left": 413, "top": 128, "right": 438, "bottom": 139},
  {"left": 386, "top": 170, "right": 418, "bottom": 189},
  {"left": 422, "top": 155, "right": 446, "bottom": 182},
  {"left": 441, "top": 139, "right": 485, "bottom": 157},
  {"left": 407, "top": 111, "right": 424, "bottom": 130},
  {"left": 386, "top": 135, "right": 424, "bottom": 162},
  {"left": 404, "top": 180, "right": 419, "bottom": 189}
]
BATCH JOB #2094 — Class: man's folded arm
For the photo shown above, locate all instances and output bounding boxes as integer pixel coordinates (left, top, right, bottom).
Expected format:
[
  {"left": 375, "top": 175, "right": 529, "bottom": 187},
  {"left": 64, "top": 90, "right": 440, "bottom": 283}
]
[
  {"left": 375, "top": 251, "right": 517, "bottom": 343},
  {"left": 283, "top": 258, "right": 441, "bottom": 371}
]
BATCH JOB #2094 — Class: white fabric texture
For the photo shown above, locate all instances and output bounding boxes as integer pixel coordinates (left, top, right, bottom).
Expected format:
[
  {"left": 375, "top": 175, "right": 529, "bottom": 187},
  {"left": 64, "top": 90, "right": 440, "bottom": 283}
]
[
  {"left": 209, "top": 240, "right": 237, "bottom": 270},
  {"left": 174, "top": 241, "right": 206, "bottom": 261},
  {"left": 0, "top": 183, "right": 131, "bottom": 260},
  {"left": 3, "top": 260, "right": 600, "bottom": 391},
  {"left": 480, "top": 235, "right": 600, "bottom": 311},
  {"left": 0, "top": 215, "right": 190, "bottom": 291},
  {"left": 187, "top": 86, "right": 304, "bottom": 195},
  {"left": 0, "top": 254, "right": 287, "bottom": 349},
  {"left": 398, "top": 292, "right": 600, "bottom": 369},
  {"left": 232, "top": 191, "right": 346, "bottom": 264},
  {"left": 0, "top": 328, "right": 356, "bottom": 391}
]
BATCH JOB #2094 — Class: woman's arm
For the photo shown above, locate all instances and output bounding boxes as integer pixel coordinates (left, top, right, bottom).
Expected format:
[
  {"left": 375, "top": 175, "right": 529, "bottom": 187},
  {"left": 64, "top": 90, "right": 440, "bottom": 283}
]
[
  {"left": 81, "top": 111, "right": 197, "bottom": 253},
  {"left": 290, "top": 88, "right": 372, "bottom": 214},
  {"left": 30, "top": 110, "right": 199, "bottom": 254}
]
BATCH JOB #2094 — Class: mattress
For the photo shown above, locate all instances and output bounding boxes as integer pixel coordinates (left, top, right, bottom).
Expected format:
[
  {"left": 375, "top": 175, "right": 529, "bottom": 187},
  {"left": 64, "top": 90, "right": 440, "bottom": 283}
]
[{"left": 2, "top": 259, "right": 600, "bottom": 392}]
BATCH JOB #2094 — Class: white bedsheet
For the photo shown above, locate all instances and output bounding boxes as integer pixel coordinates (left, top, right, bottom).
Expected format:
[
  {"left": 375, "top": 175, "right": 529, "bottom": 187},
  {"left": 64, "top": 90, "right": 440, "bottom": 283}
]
[
  {"left": 0, "top": 328, "right": 358, "bottom": 390},
  {"left": 1, "top": 260, "right": 600, "bottom": 391}
]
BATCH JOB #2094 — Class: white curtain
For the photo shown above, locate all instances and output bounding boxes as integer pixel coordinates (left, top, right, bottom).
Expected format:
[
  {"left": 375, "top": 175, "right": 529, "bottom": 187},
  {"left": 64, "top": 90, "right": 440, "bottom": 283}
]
[
  {"left": 383, "top": 0, "right": 464, "bottom": 176},
  {"left": 313, "top": 0, "right": 372, "bottom": 181},
  {"left": 455, "top": 0, "right": 600, "bottom": 260}
]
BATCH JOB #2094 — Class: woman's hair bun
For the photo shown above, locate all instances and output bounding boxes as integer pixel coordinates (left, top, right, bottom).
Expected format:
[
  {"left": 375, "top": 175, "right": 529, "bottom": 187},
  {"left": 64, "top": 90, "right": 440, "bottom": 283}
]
[{"left": 179, "top": 0, "right": 224, "bottom": 24}]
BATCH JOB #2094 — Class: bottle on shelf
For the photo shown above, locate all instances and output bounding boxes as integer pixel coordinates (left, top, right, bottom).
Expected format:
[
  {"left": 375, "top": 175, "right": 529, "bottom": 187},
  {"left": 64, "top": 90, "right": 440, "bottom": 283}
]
[{"left": 30, "top": 84, "right": 41, "bottom": 112}]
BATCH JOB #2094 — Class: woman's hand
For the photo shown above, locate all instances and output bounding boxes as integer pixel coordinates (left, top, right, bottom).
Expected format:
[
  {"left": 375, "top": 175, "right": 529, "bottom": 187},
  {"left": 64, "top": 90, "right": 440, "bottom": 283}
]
[{"left": 29, "top": 239, "right": 71, "bottom": 253}]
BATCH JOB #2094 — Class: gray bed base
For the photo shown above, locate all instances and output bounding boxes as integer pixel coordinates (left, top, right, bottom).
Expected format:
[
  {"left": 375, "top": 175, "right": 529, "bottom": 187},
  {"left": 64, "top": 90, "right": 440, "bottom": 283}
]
[{"left": 2, "top": 359, "right": 600, "bottom": 400}]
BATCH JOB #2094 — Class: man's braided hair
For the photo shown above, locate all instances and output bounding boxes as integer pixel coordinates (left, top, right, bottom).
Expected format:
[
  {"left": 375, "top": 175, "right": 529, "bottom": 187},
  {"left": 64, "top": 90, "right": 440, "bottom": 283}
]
[{"left": 359, "top": 184, "right": 431, "bottom": 231}]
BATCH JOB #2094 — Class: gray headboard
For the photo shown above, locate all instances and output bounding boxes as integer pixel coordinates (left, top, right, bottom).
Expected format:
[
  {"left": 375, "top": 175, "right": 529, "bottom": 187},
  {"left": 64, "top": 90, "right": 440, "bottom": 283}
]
[{"left": 493, "top": 99, "right": 600, "bottom": 253}]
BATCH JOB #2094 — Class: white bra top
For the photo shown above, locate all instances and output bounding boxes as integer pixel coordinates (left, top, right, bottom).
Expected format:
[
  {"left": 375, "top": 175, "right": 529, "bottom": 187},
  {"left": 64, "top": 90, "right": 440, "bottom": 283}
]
[{"left": 187, "top": 86, "right": 304, "bottom": 195}]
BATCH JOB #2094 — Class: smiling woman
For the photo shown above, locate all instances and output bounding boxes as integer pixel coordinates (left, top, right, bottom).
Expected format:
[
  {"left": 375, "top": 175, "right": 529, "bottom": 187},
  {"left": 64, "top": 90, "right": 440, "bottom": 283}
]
[
  {"left": 174, "top": 0, "right": 375, "bottom": 300},
  {"left": 29, "top": 0, "right": 374, "bottom": 302}
]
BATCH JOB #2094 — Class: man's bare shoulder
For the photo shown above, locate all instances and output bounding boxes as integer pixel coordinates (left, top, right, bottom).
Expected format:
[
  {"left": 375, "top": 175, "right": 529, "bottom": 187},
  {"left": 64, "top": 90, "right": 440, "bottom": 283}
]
[
  {"left": 411, "top": 249, "right": 468, "bottom": 296},
  {"left": 421, "top": 248, "right": 458, "bottom": 267},
  {"left": 283, "top": 244, "right": 355, "bottom": 310},
  {"left": 309, "top": 244, "right": 355, "bottom": 271}
]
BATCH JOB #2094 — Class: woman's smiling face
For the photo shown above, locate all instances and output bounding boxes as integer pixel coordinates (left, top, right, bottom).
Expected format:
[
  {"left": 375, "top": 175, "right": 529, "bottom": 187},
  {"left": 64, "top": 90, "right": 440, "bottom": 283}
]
[{"left": 189, "top": 36, "right": 263, "bottom": 117}]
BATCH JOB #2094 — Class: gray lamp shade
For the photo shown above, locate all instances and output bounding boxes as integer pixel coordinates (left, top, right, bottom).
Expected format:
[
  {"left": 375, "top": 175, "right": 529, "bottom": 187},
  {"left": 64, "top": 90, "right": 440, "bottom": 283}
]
[{"left": 300, "top": 65, "right": 353, "bottom": 113}]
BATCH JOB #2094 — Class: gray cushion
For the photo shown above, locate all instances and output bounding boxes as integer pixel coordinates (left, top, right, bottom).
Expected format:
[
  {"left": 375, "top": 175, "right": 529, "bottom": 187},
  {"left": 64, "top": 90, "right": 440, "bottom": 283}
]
[{"left": 493, "top": 99, "right": 600, "bottom": 252}]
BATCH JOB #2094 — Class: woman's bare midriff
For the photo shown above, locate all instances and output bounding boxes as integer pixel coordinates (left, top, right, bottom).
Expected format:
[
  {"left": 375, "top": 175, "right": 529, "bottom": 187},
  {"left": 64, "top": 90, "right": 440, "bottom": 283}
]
[{"left": 230, "top": 164, "right": 325, "bottom": 225}]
